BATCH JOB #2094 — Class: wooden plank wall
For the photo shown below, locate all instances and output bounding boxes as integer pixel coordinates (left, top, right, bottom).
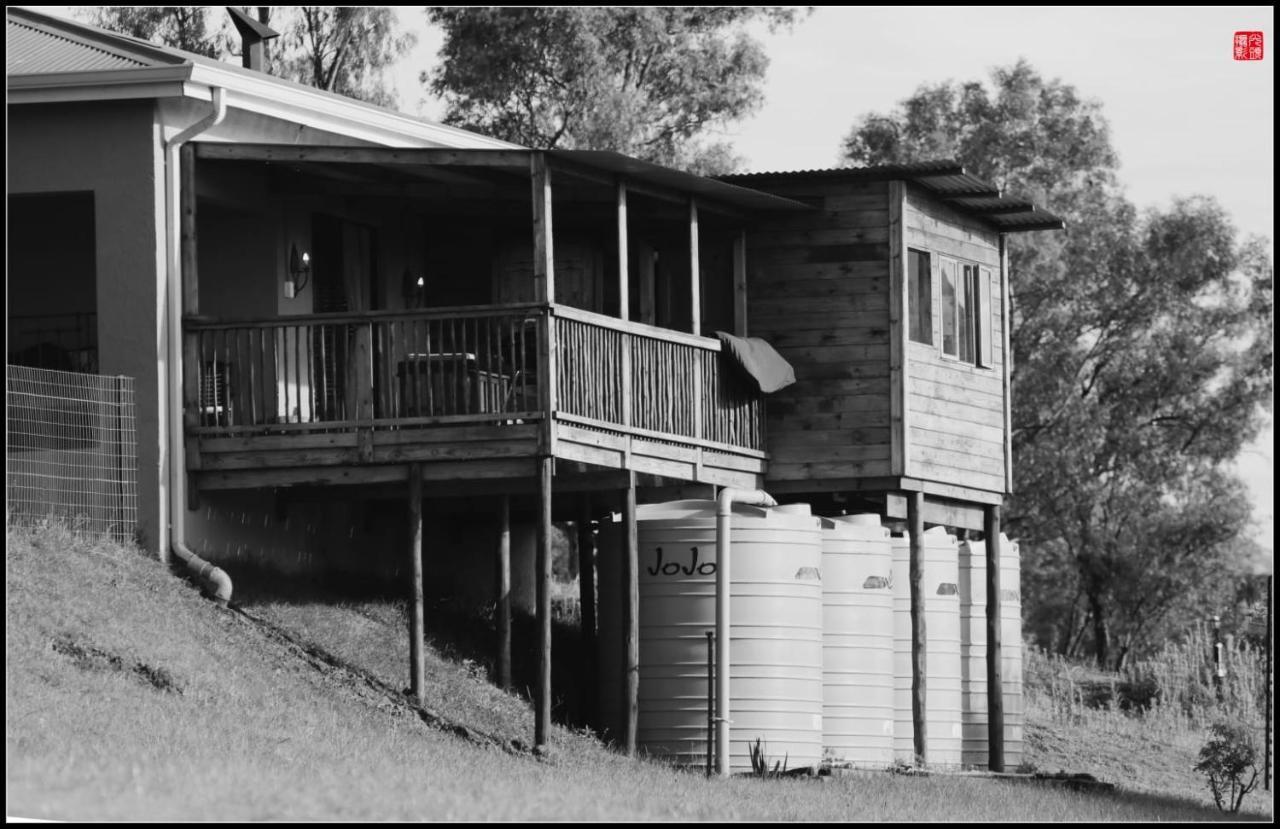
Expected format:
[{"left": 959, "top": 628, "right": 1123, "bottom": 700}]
[
  {"left": 745, "top": 179, "right": 894, "bottom": 484},
  {"left": 903, "top": 184, "right": 1005, "bottom": 495}
]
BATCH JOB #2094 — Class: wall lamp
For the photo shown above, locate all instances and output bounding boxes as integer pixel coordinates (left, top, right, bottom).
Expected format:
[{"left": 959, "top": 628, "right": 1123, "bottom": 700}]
[
  {"left": 286, "top": 243, "right": 311, "bottom": 298},
  {"left": 403, "top": 268, "right": 425, "bottom": 308}
]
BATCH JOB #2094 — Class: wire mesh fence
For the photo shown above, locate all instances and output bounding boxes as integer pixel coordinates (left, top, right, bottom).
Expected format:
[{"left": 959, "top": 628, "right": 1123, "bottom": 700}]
[{"left": 6, "top": 364, "right": 136, "bottom": 541}]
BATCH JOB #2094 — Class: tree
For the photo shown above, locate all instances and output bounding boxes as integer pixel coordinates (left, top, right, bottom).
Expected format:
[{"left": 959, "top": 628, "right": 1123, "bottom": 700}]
[
  {"left": 75, "top": 6, "right": 413, "bottom": 108},
  {"left": 80, "top": 6, "right": 224, "bottom": 58},
  {"left": 841, "top": 61, "right": 1274, "bottom": 666},
  {"left": 425, "top": 7, "right": 804, "bottom": 174},
  {"left": 276, "top": 7, "right": 415, "bottom": 108}
]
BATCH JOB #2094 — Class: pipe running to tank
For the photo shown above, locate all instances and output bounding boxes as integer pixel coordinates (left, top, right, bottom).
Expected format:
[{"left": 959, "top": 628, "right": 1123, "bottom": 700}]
[
  {"left": 165, "top": 87, "right": 231, "bottom": 603},
  {"left": 714, "top": 487, "right": 777, "bottom": 777}
]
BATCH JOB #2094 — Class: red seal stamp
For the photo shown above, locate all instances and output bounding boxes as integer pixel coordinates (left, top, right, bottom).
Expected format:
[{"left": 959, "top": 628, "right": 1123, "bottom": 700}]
[{"left": 1234, "top": 31, "right": 1264, "bottom": 61}]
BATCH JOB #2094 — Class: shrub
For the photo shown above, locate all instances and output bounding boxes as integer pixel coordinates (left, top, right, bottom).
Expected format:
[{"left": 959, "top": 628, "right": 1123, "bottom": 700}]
[{"left": 1194, "top": 720, "right": 1259, "bottom": 813}]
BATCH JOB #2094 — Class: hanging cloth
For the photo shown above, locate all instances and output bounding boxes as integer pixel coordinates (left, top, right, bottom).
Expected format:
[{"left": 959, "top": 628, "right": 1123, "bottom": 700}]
[{"left": 714, "top": 331, "right": 796, "bottom": 394}]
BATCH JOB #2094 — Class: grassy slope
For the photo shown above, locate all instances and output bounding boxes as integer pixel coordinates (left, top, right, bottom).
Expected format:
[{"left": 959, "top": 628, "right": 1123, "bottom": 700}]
[{"left": 7, "top": 523, "right": 1273, "bottom": 821}]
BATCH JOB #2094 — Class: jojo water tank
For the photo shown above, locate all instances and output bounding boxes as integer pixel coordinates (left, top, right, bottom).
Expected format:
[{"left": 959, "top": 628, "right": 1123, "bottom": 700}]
[
  {"left": 891, "top": 526, "right": 963, "bottom": 766},
  {"left": 821, "top": 514, "right": 894, "bottom": 767},
  {"left": 602, "top": 499, "right": 823, "bottom": 773},
  {"left": 958, "top": 534, "right": 1023, "bottom": 768}
]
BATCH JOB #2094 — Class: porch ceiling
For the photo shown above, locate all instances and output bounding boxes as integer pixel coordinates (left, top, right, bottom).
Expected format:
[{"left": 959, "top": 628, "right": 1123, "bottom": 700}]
[{"left": 193, "top": 143, "right": 814, "bottom": 218}]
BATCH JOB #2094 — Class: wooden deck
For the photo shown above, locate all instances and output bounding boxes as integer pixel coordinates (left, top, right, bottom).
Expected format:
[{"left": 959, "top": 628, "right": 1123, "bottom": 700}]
[{"left": 184, "top": 303, "right": 766, "bottom": 492}]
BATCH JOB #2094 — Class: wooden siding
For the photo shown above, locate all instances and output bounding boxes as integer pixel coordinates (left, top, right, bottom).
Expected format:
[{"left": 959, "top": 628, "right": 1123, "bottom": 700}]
[
  {"left": 903, "top": 184, "right": 1006, "bottom": 495},
  {"left": 745, "top": 179, "right": 893, "bottom": 486}
]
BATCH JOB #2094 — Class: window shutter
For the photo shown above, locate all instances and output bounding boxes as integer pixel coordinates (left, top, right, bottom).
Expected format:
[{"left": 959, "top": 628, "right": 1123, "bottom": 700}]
[{"left": 978, "top": 266, "right": 993, "bottom": 368}]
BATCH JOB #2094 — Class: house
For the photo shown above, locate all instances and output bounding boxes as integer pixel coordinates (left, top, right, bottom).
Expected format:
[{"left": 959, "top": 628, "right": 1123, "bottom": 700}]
[{"left": 6, "top": 8, "right": 1062, "bottom": 766}]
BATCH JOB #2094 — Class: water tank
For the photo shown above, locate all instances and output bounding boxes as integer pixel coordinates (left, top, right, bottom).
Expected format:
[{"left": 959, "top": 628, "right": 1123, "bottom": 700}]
[
  {"left": 821, "top": 514, "right": 894, "bottom": 767},
  {"left": 891, "top": 526, "right": 963, "bottom": 766},
  {"left": 600, "top": 499, "right": 824, "bottom": 772},
  {"left": 958, "top": 534, "right": 1023, "bottom": 768}
]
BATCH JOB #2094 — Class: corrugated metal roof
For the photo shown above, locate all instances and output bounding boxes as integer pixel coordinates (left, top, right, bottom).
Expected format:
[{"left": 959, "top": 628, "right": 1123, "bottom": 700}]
[
  {"left": 553, "top": 150, "right": 812, "bottom": 214},
  {"left": 720, "top": 163, "right": 1065, "bottom": 233},
  {"left": 6, "top": 17, "right": 153, "bottom": 74},
  {"left": 5, "top": 10, "right": 187, "bottom": 77}
]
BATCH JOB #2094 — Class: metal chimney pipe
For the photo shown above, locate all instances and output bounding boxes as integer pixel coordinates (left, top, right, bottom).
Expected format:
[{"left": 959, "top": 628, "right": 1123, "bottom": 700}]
[{"left": 226, "top": 6, "right": 279, "bottom": 72}]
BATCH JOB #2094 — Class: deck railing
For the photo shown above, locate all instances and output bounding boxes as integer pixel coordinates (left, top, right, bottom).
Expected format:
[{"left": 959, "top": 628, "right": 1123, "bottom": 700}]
[
  {"left": 184, "top": 304, "right": 544, "bottom": 433},
  {"left": 185, "top": 304, "right": 763, "bottom": 453},
  {"left": 554, "top": 306, "right": 765, "bottom": 453}
]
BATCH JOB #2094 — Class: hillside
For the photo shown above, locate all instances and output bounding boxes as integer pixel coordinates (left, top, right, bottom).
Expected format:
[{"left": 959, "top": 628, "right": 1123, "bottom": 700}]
[{"left": 6, "top": 522, "right": 1272, "bottom": 821}]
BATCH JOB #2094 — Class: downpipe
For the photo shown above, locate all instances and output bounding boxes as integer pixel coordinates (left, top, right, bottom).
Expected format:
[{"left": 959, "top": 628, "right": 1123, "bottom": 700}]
[
  {"left": 714, "top": 487, "right": 777, "bottom": 778},
  {"left": 165, "top": 87, "right": 231, "bottom": 604}
]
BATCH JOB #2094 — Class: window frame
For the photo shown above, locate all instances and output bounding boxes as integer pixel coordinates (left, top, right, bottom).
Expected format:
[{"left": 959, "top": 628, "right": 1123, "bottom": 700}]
[
  {"left": 933, "top": 253, "right": 994, "bottom": 370},
  {"left": 907, "top": 248, "right": 933, "bottom": 346}
]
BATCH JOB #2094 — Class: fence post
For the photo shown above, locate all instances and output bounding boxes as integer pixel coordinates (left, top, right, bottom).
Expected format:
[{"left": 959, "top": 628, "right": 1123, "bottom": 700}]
[{"left": 116, "top": 375, "right": 127, "bottom": 541}]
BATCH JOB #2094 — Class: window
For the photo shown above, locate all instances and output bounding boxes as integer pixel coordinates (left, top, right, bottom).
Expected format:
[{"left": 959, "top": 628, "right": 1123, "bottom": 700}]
[
  {"left": 940, "top": 256, "right": 994, "bottom": 368},
  {"left": 907, "top": 249, "right": 932, "bottom": 344}
]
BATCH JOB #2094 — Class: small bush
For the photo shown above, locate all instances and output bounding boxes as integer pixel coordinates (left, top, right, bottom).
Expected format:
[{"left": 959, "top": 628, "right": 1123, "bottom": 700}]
[
  {"left": 748, "top": 738, "right": 788, "bottom": 778},
  {"left": 1194, "top": 720, "right": 1259, "bottom": 813}
]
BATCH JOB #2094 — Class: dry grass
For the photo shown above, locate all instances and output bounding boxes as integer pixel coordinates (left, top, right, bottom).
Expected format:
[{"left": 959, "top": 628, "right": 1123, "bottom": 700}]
[
  {"left": 1024, "top": 638, "right": 1273, "bottom": 815},
  {"left": 6, "top": 519, "right": 1273, "bottom": 821}
]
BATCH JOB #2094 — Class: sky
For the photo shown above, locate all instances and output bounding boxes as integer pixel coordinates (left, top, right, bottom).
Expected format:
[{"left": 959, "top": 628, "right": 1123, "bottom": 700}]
[{"left": 33, "top": 6, "right": 1276, "bottom": 563}]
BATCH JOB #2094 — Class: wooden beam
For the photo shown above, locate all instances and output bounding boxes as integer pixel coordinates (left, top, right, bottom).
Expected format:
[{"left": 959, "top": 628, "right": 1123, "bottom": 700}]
[
  {"left": 908, "top": 490, "right": 927, "bottom": 766},
  {"left": 194, "top": 143, "right": 531, "bottom": 168},
  {"left": 622, "top": 471, "right": 639, "bottom": 756},
  {"left": 577, "top": 496, "right": 598, "bottom": 728},
  {"left": 984, "top": 505, "right": 1005, "bottom": 772},
  {"left": 497, "top": 494, "right": 512, "bottom": 691},
  {"left": 535, "top": 456, "right": 553, "bottom": 749},
  {"left": 733, "top": 231, "right": 748, "bottom": 336},
  {"left": 408, "top": 463, "right": 424, "bottom": 705}
]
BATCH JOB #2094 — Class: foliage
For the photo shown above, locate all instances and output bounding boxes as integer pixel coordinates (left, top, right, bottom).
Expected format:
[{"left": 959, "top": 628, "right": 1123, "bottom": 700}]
[
  {"left": 841, "top": 60, "right": 1274, "bottom": 666},
  {"left": 74, "top": 6, "right": 413, "bottom": 107},
  {"left": 426, "top": 7, "right": 805, "bottom": 173},
  {"left": 275, "top": 7, "right": 415, "bottom": 108},
  {"left": 747, "top": 737, "right": 788, "bottom": 778},
  {"left": 1195, "top": 721, "right": 1260, "bottom": 813},
  {"left": 80, "top": 6, "right": 223, "bottom": 58}
]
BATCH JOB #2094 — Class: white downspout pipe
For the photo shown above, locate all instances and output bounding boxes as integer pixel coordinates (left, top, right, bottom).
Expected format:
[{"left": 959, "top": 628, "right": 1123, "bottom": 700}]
[
  {"left": 164, "top": 87, "right": 232, "bottom": 604},
  {"left": 715, "top": 487, "right": 776, "bottom": 777}
]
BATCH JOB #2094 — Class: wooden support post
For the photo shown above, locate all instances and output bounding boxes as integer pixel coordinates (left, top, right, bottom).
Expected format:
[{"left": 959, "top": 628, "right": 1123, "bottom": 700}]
[
  {"left": 622, "top": 471, "right": 639, "bottom": 756},
  {"left": 532, "top": 153, "right": 557, "bottom": 457},
  {"left": 531, "top": 152, "right": 555, "bottom": 304},
  {"left": 689, "top": 198, "right": 701, "bottom": 336},
  {"left": 408, "top": 463, "right": 424, "bottom": 705},
  {"left": 617, "top": 180, "right": 630, "bottom": 321},
  {"left": 985, "top": 505, "right": 1005, "bottom": 772},
  {"left": 908, "top": 490, "right": 927, "bottom": 766},
  {"left": 535, "top": 456, "right": 553, "bottom": 749},
  {"left": 497, "top": 494, "right": 512, "bottom": 691},
  {"left": 618, "top": 181, "right": 633, "bottom": 431},
  {"left": 732, "top": 230, "right": 748, "bottom": 337},
  {"left": 577, "top": 495, "right": 598, "bottom": 727},
  {"left": 180, "top": 143, "right": 201, "bottom": 499}
]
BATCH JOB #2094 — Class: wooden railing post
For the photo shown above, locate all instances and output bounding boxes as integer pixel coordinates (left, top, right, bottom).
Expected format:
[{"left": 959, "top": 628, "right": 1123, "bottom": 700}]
[{"left": 622, "top": 470, "right": 639, "bottom": 756}]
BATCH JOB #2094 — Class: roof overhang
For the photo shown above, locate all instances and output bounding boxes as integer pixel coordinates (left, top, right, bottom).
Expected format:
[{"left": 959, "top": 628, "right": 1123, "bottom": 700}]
[
  {"left": 192, "top": 144, "right": 815, "bottom": 216},
  {"left": 721, "top": 162, "right": 1066, "bottom": 233}
]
